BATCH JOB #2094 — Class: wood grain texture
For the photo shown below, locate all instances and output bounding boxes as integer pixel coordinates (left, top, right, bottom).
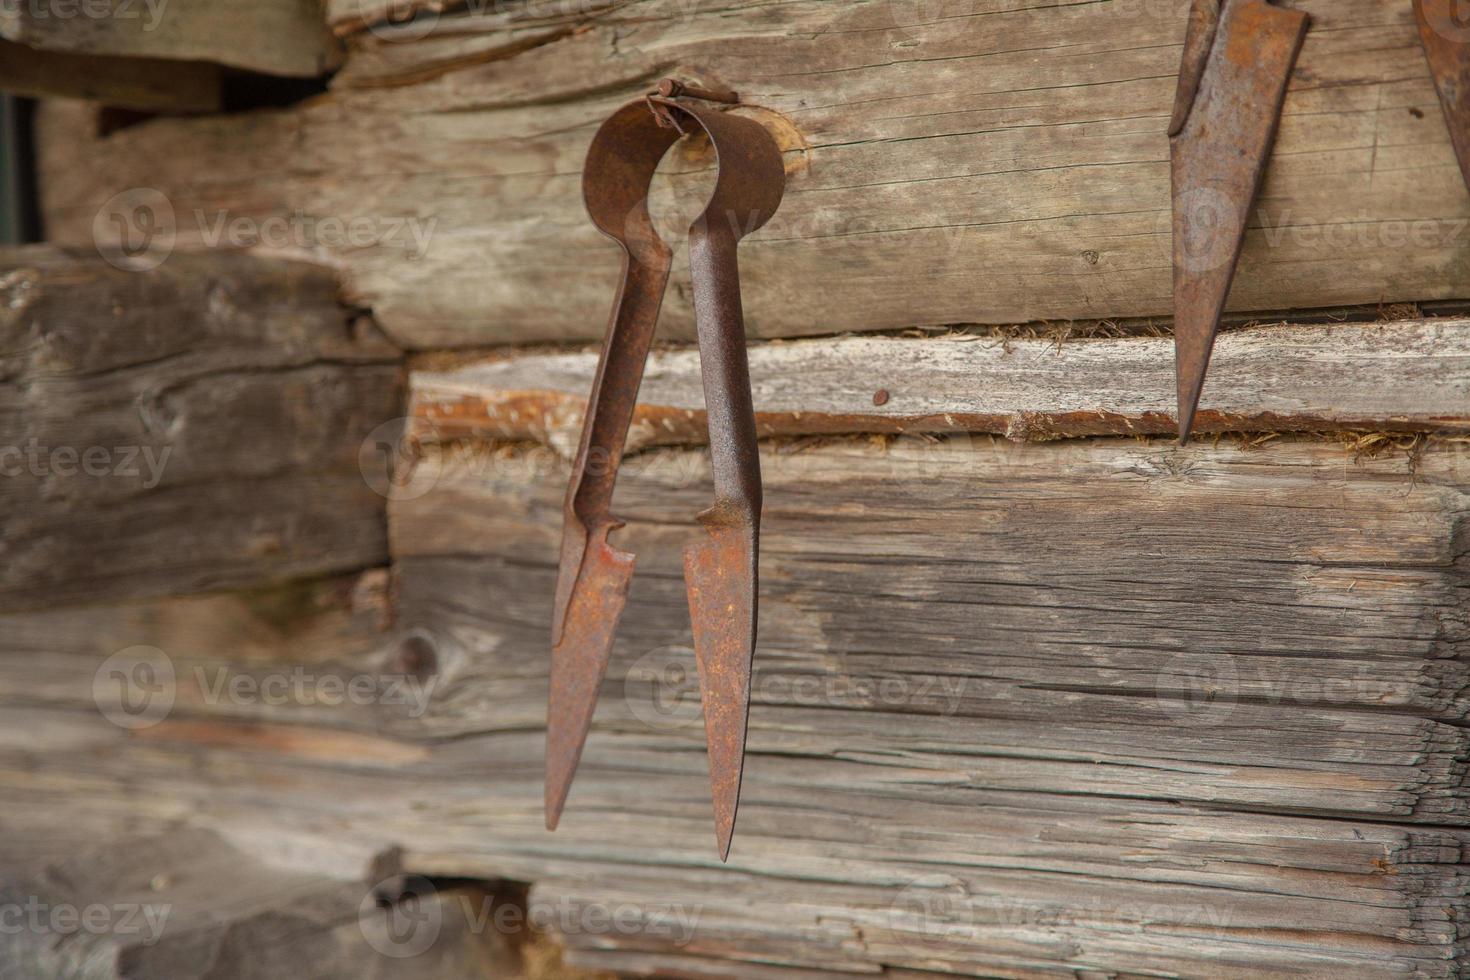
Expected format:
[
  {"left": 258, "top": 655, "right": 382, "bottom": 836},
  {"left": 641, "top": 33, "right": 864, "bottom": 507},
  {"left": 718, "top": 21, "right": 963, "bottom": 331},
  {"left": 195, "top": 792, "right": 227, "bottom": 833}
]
[
  {"left": 0, "top": 0, "right": 341, "bottom": 78},
  {"left": 0, "top": 437, "right": 1466, "bottom": 976},
  {"left": 0, "top": 246, "right": 403, "bottom": 611},
  {"left": 411, "top": 317, "right": 1470, "bottom": 451},
  {"left": 0, "top": 827, "right": 527, "bottom": 979},
  {"left": 31, "top": 0, "right": 1470, "bottom": 348},
  {"left": 0, "top": 38, "right": 222, "bottom": 111},
  {"left": 387, "top": 435, "right": 1470, "bottom": 973}
]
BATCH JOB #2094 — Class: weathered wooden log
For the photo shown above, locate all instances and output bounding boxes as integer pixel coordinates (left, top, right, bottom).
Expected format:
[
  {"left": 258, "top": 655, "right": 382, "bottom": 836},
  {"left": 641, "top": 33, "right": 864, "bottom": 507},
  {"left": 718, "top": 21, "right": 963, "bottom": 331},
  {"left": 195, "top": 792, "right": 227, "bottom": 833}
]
[
  {"left": 0, "top": 827, "right": 531, "bottom": 979},
  {"left": 31, "top": 0, "right": 1470, "bottom": 348},
  {"left": 3, "top": 433, "right": 1463, "bottom": 976},
  {"left": 0, "top": 0, "right": 341, "bottom": 78},
  {"left": 0, "top": 39, "right": 223, "bottom": 111},
  {"left": 410, "top": 317, "right": 1470, "bottom": 451},
  {"left": 0, "top": 246, "right": 403, "bottom": 611}
]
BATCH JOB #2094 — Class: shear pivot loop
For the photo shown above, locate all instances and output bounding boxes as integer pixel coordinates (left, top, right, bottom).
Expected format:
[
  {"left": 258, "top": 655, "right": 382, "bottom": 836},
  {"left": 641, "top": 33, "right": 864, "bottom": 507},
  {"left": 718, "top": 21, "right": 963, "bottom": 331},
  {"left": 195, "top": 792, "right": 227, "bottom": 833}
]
[{"left": 546, "top": 93, "right": 785, "bottom": 862}]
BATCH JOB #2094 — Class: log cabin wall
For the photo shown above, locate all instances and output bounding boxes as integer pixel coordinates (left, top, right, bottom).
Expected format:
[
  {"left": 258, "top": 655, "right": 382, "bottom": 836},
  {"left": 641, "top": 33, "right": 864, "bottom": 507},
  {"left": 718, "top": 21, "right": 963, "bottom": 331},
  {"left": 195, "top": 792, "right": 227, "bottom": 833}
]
[{"left": 1, "top": 1, "right": 1468, "bottom": 977}]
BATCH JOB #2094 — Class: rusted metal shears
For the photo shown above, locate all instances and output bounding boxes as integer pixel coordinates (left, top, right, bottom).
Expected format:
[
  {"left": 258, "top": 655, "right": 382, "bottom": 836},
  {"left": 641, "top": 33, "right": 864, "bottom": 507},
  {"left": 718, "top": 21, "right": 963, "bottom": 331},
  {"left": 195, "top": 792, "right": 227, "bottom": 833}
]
[
  {"left": 1171, "top": 0, "right": 1470, "bottom": 442},
  {"left": 546, "top": 83, "right": 785, "bottom": 860}
]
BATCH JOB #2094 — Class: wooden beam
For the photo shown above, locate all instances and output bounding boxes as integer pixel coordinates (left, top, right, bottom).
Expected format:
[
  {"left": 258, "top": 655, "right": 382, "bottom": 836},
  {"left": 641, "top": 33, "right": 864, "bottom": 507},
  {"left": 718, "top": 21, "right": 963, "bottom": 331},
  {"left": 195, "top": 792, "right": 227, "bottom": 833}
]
[
  {"left": 388, "top": 436, "right": 1470, "bottom": 813},
  {"left": 0, "top": 0, "right": 341, "bottom": 78},
  {"left": 0, "top": 827, "right": 531, "bottom": 978},
  {"left": 1, "top": 433, "right": 1468, "bottom": 974},
  {"left": 0, "top": 247, "right": 402, "bottom": 611},
  {"left": 410, "top": 318, "right": 1470, "bottom": 451},
  {"left": 32, "top": 0, "right": 1470, "bottom": 348},
  {"left": 0, "top": 39, "right": 222, "bottom": 111}
]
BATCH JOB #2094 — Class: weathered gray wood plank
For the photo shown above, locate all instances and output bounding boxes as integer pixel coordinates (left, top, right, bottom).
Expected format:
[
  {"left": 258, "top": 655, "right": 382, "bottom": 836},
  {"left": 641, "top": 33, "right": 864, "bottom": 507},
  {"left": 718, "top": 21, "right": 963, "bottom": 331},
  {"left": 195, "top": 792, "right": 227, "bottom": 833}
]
[
  {"left": 0, "top": 246, "right": 402, "bottom": 611},
  {"left": 411, "top": 318, "right": 1470, "bottom": 451},
  {"left": 0, "top": 828, "right": 525, "bottom": 979},
  {"left": 387, "top": 437, "right": 1470, "bottom": 821},
  {"left": 0, "top": 0, "right": 340, "bottom": 78},
  {"left": 32, "top": 0, "right": 1470, "bottom": 348},
  {"left": 0, "top": 434, "right": 1466, "bottom": 974},
  {"left": 0, "top": 710, "right": 1464, "bottom": 977}
]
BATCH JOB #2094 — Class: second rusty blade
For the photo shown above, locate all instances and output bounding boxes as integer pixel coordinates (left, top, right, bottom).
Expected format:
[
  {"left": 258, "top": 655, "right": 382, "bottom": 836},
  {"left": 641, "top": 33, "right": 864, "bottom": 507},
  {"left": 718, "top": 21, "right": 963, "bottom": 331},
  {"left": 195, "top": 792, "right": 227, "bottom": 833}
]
[
  {"left": 1414, "top": 0, "right": 1470, "bottom": 195},
  {"left": 1170, "top": 0, "right": 1308, "bottom": 442}
]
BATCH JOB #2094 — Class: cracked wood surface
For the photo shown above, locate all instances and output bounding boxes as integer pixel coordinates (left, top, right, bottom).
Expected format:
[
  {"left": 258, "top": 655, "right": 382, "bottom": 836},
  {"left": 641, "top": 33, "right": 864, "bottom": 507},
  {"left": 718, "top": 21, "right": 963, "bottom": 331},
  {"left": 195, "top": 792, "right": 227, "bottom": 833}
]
[
  {"left": 0, "top": 0, "right": 341, "bottom": 79},
  {"left": 0, "top": 246, "right": 403, "bottom": 611},
  {"left": 32, "top": 0, "right": 1470, "bottom": 348},
  {"left": 409, "top": 317, "right": 1470, "bottom": 452},
  {"left": 0, "top": 438, "right": 1466, "bottom": 976}
]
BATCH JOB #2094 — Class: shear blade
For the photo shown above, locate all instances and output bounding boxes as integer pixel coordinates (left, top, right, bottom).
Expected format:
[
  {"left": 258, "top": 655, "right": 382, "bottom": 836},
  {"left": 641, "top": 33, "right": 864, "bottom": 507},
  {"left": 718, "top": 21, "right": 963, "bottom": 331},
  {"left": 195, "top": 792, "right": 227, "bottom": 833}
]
[
  {"left": 1415, "top": 0, "right": 1470, "bottom": 193},
  {"left": 545, "top": 532, "right": 635, "bottom": 830},
  {"left": 1170, "top": 0, "right": 1307, "bottom": 442},
  {"left": 684, "top": 518, "right": 756, "bottom": 862}
]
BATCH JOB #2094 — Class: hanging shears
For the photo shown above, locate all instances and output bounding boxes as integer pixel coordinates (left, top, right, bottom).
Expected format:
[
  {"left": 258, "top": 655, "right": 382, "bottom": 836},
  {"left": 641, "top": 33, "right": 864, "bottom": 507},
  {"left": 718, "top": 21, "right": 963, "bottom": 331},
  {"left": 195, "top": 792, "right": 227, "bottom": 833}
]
[{"left": 546, "top": 83, "right": 785, "bottom": 861}]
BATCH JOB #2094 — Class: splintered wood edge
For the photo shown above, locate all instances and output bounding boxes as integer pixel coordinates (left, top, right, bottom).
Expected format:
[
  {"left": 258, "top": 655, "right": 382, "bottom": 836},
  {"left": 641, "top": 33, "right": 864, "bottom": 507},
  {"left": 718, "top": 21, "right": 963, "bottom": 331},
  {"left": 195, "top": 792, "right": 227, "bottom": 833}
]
[{"left": 407, "top": 319, "right": 1470, "bottom": 456}]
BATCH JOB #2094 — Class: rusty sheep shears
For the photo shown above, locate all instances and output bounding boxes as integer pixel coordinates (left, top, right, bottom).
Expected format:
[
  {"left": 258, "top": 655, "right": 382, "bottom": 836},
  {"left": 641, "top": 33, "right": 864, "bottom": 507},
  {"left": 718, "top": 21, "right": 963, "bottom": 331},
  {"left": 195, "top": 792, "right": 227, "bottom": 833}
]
[
  {"left": 1171, "top": 0, "right": 1470, "bottom": 442},
  {"left": 546, "top": 82, "right": 785, "bottom": 860}
]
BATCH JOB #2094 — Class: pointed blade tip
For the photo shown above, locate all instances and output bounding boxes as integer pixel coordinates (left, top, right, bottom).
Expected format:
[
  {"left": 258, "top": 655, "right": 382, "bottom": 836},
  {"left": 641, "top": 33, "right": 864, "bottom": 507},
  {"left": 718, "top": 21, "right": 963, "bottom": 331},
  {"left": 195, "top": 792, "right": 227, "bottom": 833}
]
[
  {"left": 544, "top": 767, "right": 570, "bottom": 832},
  {"left": 714, "top": 806, "right": 735, "bottom": 862}
]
